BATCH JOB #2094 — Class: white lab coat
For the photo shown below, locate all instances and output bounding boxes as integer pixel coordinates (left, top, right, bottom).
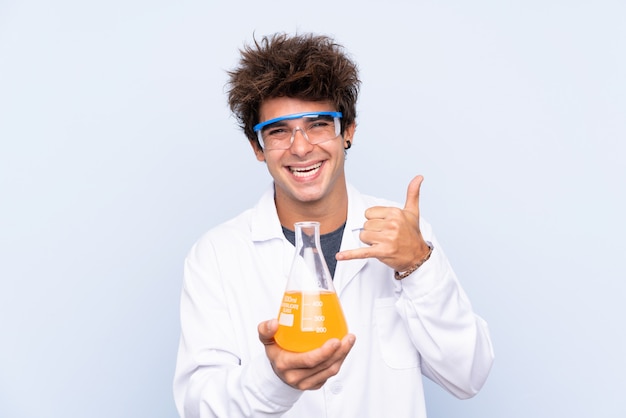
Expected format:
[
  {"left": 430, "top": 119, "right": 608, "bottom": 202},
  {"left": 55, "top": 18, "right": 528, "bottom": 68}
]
[{"left": 174, "top": 183, "right": 494, "bottom": 418}]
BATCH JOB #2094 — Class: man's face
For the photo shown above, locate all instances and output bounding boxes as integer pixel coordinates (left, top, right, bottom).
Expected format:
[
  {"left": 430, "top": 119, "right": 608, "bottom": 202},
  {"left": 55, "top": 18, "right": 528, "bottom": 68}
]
[{"left": 253, "top": 97, "right": 354, "bottom": 207}]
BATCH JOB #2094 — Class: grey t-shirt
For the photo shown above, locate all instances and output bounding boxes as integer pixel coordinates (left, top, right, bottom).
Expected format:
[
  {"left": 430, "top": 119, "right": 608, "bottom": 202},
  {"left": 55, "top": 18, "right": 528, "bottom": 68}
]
[{"left": 281, "top": 223, "right": 346, "bottom": 278}]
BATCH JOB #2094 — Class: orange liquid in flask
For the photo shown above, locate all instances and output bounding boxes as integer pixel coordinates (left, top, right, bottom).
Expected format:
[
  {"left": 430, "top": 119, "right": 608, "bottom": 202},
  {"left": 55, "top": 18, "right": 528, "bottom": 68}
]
[{"left": 275, "top": 290, "right": 348, "bottom": 352}]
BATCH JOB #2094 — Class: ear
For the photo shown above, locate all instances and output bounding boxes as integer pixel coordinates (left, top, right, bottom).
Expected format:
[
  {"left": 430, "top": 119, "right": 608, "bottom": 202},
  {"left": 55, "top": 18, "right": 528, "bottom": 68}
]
[
  {"left": 343, "top": 123, "right": 356, "bottom": 146},
  {"left": 250, "top": 140, "right": 265, "bottom": 162}
]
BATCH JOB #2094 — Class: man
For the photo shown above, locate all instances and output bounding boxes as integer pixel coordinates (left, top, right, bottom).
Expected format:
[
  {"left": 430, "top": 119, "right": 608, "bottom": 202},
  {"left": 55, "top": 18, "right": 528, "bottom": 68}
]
[{"left": 174, "top": 32, "right": 494, "bottom": 417}]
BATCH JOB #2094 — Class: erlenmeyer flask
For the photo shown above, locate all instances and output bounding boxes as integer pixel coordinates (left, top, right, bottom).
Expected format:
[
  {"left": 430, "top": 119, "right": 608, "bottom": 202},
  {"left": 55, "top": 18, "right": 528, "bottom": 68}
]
[{"left": 275, "top": 221, "right": 348, "bottom": 352}]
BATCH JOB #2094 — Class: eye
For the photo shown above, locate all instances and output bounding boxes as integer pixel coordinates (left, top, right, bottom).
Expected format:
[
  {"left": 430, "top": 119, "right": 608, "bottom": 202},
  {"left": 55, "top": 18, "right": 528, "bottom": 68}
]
[
  {"left": 265, "top": 127, "right": 289, "bottom": 137},
  {"left": 306, "top": 116, "right": 334, "bottom": 130}
]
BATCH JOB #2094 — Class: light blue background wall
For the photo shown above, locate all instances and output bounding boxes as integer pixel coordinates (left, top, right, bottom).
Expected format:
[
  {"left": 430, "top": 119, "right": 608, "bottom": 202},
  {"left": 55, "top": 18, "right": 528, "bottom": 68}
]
[{"left": 1, "top": 1, "right": 624, "bottom": 417}]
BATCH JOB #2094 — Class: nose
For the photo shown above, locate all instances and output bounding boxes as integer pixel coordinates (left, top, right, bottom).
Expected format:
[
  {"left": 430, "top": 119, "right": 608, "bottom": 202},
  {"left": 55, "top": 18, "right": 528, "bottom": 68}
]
[{"left": 289, "top": 127, "right": 314, "bottom": 155}]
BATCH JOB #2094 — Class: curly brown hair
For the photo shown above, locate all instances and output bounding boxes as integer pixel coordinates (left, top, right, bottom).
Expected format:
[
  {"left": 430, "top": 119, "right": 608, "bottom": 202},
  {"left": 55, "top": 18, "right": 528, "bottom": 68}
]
[{"left": 227, "top": 32, "right": 361, "bottom": 146}]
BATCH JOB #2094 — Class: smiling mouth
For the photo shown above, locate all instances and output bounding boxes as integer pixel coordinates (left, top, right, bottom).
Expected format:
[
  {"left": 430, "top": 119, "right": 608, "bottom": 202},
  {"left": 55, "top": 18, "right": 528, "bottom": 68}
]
[{"left": 289, "top": 162, "right": 322, "bottom": 178}]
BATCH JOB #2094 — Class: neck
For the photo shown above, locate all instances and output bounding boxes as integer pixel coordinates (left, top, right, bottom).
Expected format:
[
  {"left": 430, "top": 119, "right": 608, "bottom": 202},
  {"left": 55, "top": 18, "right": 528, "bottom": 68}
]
[{"left": 275, "top": 184, "right": 348, "bottom": 234}]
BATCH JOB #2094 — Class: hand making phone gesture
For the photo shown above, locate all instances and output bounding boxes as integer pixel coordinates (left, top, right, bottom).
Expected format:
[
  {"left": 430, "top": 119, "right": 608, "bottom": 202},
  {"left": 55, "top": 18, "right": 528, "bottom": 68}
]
[{"left": 336, "top": 175, "right": 432, "bottom": 273}]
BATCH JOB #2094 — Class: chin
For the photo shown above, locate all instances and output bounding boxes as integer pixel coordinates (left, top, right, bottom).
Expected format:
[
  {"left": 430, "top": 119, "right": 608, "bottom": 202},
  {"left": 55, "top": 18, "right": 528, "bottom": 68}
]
[{"left": 283, "top": 183, "right": 328, "bottom": 204}]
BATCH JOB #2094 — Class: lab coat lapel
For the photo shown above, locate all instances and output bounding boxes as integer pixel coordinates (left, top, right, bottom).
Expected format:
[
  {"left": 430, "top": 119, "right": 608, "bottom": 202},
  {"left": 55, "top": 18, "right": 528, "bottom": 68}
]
[
  {"left": 333, "top": 184, "right": 368, "bottom": 296},
  {"left": 250, "top": 184, "right": 294, "bottom": 292}
]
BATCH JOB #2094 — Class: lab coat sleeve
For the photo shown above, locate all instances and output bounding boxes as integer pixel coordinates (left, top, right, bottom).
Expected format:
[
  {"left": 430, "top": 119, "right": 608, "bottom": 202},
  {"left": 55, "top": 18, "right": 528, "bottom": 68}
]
[
  {"left": 394, "top": 222, "right": 495, "bottom": 399},
  {"left": 173, "top": 236, "right": 302, "bottom": 417}
]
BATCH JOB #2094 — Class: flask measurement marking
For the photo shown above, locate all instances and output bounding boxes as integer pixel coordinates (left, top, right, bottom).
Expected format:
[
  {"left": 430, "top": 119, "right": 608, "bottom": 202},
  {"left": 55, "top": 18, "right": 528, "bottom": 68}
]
[{"left": 301, "top": 293, "right": 324, "bottom": 332}]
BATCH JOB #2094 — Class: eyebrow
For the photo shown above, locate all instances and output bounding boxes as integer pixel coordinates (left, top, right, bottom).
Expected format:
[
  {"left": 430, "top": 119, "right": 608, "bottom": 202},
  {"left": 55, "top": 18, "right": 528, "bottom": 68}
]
[
  {"left": 253, "top": 111, "right": 342, "bottom": 132},
  {"left": 262, "top": 114, "right": 333, "bottom": 125},
  {"left": 261, "top": 115, "right": 334, "bottom": 131},
  {"left": 260, "top": 120, "right": 289, "bottom": 131}
]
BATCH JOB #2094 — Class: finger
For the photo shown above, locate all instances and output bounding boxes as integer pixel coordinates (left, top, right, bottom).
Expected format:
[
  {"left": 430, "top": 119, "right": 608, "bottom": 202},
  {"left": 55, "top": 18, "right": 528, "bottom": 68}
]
[
  {"left": 257, "top": 319, "right": 278, "bottom": 346},
  {"left": 335, "top": 247, "right": 374, "bottom": 261},
  {"left": 364, "top": 206, "right": 391, "bottom": 221},
  {"left": 278, "top": 334, "right": 357, "bottom": 390},
  {"left": 403, "top": 175, "right": 424, "bottom": 216},
  {"left": 280, "top": 338, "right": 342, "bottom": 373},
  {"left": 323, "top": 333, "right": 356, "bottom": 355},
  {"left": 294, "top": 346, "right": 355, "bottom": 389},
  {"left": 298, "top": 334, "right": 356, "bottom": 374}
]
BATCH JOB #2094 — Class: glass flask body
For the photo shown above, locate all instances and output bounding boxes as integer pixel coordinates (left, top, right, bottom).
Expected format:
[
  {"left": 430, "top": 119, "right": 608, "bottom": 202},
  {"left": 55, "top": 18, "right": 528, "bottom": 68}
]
[{"left": 274, "top": 222, "right": 348, "bottom": 352}]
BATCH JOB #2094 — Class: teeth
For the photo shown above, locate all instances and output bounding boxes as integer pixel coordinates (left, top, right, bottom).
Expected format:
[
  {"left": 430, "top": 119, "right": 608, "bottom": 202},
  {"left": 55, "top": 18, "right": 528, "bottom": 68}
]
[{"left": 290, "top": 162, "right": 322, "bottom": 177}]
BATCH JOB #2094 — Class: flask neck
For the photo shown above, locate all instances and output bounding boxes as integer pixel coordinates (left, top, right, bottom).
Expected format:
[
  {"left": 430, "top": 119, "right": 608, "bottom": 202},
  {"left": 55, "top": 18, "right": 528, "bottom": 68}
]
[
  {"left": 294, "top": 222, "right": 322, "bottom": 252},
  {"left": 290, "top": 221, "right": 333, "bottom": 291}
]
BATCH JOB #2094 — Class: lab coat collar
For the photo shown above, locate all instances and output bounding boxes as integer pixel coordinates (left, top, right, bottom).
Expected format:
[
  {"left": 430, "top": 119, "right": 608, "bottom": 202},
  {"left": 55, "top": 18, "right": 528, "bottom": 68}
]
[
  {"left": 250, "top": 184, "right": 284, "bottom": 243},
  {"left": 249, "top": 182, "right": 368, "bottom": 242}
]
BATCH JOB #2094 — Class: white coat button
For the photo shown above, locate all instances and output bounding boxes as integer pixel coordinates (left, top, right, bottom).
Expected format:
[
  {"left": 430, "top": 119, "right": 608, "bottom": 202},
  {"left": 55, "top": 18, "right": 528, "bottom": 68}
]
[{"left": 329, "top": 381, "right": 343, "bottom": 394}]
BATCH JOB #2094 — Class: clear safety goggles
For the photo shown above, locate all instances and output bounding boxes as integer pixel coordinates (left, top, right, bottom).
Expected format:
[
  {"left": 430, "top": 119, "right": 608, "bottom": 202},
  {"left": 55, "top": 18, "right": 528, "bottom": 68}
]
[{"left": 253, "top": 111, "right": 342, "bottom": 150}]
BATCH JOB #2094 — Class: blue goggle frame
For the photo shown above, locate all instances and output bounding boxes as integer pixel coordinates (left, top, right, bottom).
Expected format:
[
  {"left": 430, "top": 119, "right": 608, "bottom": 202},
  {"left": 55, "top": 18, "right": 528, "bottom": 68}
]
[{"left": 253, "top": 111, "right": 343, "bottom": 132}]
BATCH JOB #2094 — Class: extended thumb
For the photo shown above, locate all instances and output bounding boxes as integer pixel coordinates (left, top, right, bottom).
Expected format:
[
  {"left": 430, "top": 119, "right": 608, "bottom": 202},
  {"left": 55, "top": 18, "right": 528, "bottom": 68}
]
[{"left": 403, "top": 175, "right": 424, "bottom": 214}]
